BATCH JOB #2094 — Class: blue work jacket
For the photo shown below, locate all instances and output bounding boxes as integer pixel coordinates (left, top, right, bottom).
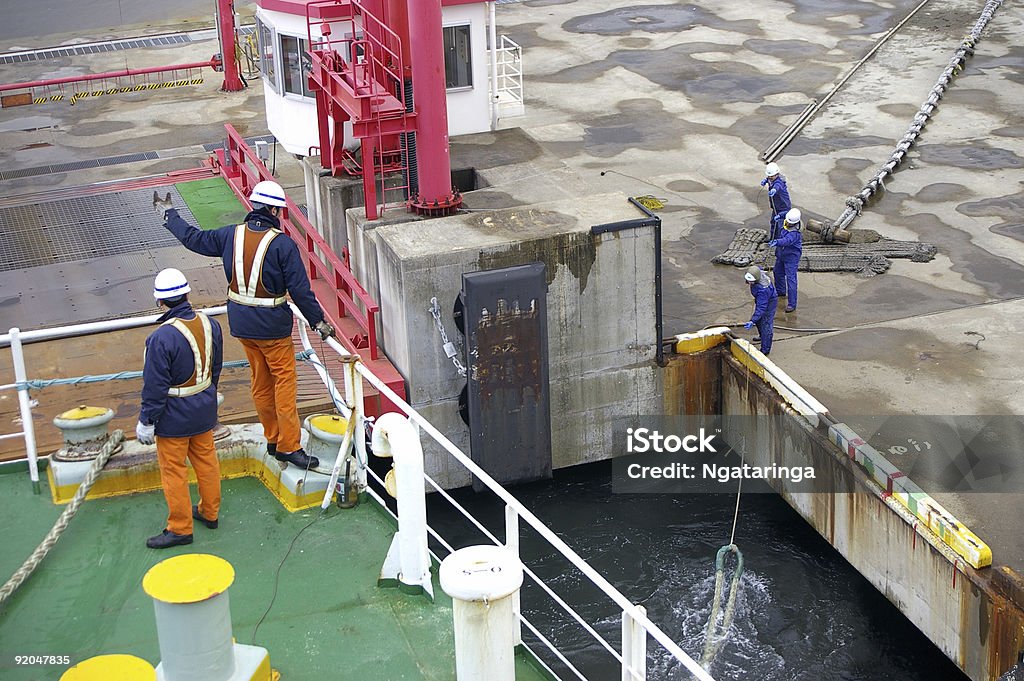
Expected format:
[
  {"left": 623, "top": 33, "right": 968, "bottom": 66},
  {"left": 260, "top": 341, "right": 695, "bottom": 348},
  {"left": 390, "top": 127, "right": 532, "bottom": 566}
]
[
  {"left": 140, "top": 301, "right": 224, "bottom": 438},
  {"left": 164, "top": 209, "right": 325, "bottom": 339},
  {"left": 775, "top": 226, "right": 803, "bottom": 257},
  {"left": 749, "top": 280, "right": 779, "bottom": 324},
  {"left": 767, "top": 176, "right": 791, "bottom": 218}
]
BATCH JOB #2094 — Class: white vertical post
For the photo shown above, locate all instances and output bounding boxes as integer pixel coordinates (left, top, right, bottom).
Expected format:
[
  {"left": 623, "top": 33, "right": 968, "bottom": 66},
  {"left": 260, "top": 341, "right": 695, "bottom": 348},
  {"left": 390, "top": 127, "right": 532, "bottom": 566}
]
[
  {"left": 373, "top": 413, "right": 433, "bottom": 598},
  {"left": 345, "top": 358, "right": 367, "bottom": 491},
  {"left": 488, "top": 1, "right": 500, "bottom": 130},
  {"left": 440, "top": 545, "right": 524, "bottom": 681},
  {"left": 504, "top": 504, "right": 522, "bottom": 646},
  {"left": 9, "top": 328, "right": 40, "bottom": 492},
  {"left": 621, "top": 604, "right": 647, "bottom": 681}
]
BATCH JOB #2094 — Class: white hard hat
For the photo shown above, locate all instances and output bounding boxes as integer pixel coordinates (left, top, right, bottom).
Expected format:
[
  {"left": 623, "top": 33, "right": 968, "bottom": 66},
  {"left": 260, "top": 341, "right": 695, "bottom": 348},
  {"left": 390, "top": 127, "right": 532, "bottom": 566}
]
[
  {"left": 785, "top": 208, "right": 801, "bottom": 224},
  {"left": 153, "top": 268, "right": 191, "bottom": 300},
  {"left": 249, "top": 180, "right": 287, "bottom": 207},
  {"left": 765, "top": 162, "right": 780, "bottom": 177}
]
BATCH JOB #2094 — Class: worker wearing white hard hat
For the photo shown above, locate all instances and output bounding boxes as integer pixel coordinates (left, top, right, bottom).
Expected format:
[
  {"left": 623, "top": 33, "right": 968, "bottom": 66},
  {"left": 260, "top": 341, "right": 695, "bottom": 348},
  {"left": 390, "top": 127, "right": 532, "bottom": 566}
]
[
  {"left": 759, "top": 162, "right": 791, "bottom": 241},
  {"left": 155, "top": 181, "right": 334, "bottom": 471},
  {"left": 138, "top": 268, "right": 224, "bottom": 549},
  {"left": 766, "top": 208, "right": 803, "bottom": 313}
]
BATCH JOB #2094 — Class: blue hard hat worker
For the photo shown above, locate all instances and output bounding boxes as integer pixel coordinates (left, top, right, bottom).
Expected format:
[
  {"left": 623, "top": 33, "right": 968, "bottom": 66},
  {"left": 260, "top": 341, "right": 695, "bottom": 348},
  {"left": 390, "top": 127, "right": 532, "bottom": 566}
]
[
  {"left": 759, "top": 162, "right": 791, "bottom": 241},
  {"left": 742, "top": 265, "right": 778, "bottom": 355},
  {"left": 766, "top": 208, "right": 803, "bottom": 313},
  {"left": 155, "top": 181, "right": 336, "bottom": 471}
]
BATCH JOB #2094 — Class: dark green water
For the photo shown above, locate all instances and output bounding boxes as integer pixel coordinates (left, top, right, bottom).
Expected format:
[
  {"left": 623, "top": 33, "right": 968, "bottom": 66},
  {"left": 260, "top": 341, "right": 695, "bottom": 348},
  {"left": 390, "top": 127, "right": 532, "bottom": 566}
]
[{"left": 426, "top": 460, "right": 969, "bottom": 681}]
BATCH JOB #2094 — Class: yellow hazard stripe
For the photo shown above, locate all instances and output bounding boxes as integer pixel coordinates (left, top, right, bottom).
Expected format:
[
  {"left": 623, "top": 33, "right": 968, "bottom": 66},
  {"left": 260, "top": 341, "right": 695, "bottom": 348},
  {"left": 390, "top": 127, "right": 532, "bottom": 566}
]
[
  {"left": 828, "top": 423, "right": 991, "bottom": 568},
  {"left": 30, "top": 76, "right": 206, "bottom": 105}
]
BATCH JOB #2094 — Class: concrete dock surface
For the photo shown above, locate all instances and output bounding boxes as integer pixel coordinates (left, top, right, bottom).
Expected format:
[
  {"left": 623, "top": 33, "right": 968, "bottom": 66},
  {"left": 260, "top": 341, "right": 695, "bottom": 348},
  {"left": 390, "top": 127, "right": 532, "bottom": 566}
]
[{"left": 1, "top": 0, "right": 1023, "bottom": 619}]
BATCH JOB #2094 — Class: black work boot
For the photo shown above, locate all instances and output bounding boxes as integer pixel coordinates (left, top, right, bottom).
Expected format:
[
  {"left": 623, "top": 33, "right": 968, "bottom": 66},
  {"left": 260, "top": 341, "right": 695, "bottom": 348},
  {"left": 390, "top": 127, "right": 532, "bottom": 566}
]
[
  {"left": 267, "top": 442, "right": 277, "bottom": 458},
  {"left": 146, "top": 529, "right": 193, "bottom": 549},
  {"left": 192, "top": 505, "right": 218, "bottom": 529},
  {"left": 275, "top": 448, "right": 320, "bottom": 469}
]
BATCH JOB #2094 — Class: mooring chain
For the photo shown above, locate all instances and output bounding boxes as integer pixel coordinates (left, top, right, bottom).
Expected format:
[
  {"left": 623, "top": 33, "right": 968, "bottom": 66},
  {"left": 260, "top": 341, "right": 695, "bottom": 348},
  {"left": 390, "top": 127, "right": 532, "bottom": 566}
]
[
  {"left": 429, "top": 297, "right": 467, "bottom": 377},
  {"left": 833, "top": 0, "right": 1004, "bottom": 232}
]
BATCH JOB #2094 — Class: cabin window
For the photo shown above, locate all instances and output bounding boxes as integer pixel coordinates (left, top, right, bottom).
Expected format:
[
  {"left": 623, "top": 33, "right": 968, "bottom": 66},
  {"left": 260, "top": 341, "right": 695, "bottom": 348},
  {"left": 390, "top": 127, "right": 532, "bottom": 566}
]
[
  {"left": 443, "top": 25, "right": 472, "bottom": 90},
  {"left": 256, "top": 17, "right": 278, "bottom": 93},
  {"left": 281, "top": 35, "right": 313, "bottom": 98}
]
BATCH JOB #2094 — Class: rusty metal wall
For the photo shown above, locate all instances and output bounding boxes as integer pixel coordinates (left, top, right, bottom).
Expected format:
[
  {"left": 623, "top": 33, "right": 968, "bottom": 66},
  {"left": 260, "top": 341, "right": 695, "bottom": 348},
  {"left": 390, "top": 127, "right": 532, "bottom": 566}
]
[{"left": 463, "top": 263, "right": 552, "bottom": 491}]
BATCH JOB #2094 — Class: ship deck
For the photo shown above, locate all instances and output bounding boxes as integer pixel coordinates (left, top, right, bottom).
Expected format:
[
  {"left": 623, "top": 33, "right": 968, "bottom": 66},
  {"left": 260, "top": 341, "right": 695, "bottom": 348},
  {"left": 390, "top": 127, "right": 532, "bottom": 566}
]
[
  {"left": 0, "top": 175, "right": 401, "bottom": 461},
  {"left": 0, "top": 461, "right": 551, "bottom": 680}
]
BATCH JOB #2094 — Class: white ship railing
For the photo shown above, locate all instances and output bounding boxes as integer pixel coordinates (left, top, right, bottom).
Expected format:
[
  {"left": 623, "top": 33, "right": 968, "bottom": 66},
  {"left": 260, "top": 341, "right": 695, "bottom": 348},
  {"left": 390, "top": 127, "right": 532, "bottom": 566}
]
[
  {"left": 0, "top": 307, "right": 228, "bottom": 492},
  {"left": 0, "top": 305, "right": 715, "bottom": 681},
  {"left": 289, "top": 305, "right": 715, "bottom": 681}
]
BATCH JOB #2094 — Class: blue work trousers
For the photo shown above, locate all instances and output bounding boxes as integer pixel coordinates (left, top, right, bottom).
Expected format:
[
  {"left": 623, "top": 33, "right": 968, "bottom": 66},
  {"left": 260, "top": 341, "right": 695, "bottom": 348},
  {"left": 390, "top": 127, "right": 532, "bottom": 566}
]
[{"left": 774, "top": 252, "right": 800, "bottom": 308}]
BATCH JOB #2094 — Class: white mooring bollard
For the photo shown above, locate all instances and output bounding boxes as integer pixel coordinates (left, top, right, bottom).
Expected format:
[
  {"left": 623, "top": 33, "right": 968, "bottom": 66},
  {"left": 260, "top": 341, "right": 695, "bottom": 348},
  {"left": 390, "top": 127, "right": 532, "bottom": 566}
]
[
  {"left": 142, "top": 554, "right": 271, "bottom": 681},
  {"left": 440, "top": 545, "right": 525, "bottom": 681}
]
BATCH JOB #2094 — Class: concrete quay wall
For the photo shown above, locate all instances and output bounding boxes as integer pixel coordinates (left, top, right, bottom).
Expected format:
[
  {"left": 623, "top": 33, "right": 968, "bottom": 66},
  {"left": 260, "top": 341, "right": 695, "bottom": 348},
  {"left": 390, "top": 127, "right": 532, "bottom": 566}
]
[{"left": 664, "top": 342, "right": 1024, "bottom": 681}]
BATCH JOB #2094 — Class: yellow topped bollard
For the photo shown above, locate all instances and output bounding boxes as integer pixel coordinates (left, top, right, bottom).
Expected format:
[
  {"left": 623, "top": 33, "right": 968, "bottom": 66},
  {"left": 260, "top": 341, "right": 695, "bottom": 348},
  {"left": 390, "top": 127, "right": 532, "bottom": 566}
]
[
  {"left": 52, "top": 404, "right": 118, "bottom": 461},
  {"left": 60, "top": 654, "right": 156, "bottom": 681}
]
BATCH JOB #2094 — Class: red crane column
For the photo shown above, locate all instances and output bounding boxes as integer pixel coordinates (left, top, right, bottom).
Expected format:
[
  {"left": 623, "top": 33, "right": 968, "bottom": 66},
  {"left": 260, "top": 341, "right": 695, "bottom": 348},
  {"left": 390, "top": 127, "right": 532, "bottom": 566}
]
[
  {"left": 217, "top": 0, "right": 245, "bottom": 92},
  {"left": 406, "top": 0, "right": 461, "bottom": 215}
]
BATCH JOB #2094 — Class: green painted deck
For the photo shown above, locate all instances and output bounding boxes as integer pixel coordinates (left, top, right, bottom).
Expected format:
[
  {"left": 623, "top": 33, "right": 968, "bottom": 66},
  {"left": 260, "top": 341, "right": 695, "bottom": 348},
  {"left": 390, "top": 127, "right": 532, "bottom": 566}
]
[
  {"left": 175, "top": 177, "right": 249, "bottom": 231},
  {"left": 0, "top": 465, "right": 552, "bottom": 681}
]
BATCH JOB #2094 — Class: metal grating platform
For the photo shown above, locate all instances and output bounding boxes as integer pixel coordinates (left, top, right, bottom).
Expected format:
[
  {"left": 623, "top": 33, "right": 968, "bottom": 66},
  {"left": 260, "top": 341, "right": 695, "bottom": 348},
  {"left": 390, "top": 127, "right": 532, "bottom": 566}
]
[
  {"left": 0, "top": 26, "right": 255, "bottom": 65},
  {"left": 0, "top": 187, "right": 199, "bottom": 272}
]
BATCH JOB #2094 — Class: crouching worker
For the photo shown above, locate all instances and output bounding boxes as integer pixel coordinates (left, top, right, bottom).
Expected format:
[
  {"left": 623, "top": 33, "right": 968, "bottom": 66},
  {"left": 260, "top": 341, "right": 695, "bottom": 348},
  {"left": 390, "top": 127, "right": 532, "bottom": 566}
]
[
  {"left": 137, "top": 268, "right": 224, "bottom": 549},
  {"left": 743, "top": 265, "right": 778, "bottom": 356}
]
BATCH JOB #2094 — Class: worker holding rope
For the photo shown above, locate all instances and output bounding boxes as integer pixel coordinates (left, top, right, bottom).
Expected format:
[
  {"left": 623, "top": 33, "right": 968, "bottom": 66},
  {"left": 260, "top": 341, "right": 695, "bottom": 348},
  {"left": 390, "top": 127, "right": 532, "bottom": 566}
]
[
  {"left": 767, "top": 208, "right": 803, "bottom": 313},
  {"left": 155, "top": 181, "right": 335, "bottom": 471},
  {"left": 742, "top": 265, "right": 778, "bottom": 355},
  {"left": 137, "top": 269, "right": 224, "bottom": 549},
  {"left": 760, "top": 162, "right": 791, "bottom": 241}
]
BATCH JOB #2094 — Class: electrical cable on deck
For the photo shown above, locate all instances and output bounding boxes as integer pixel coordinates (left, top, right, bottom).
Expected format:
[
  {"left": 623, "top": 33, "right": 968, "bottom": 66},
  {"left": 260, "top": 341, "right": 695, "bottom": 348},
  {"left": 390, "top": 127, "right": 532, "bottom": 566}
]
[{"left": 0, "top": 430, "right": 125, "bottom": 607}]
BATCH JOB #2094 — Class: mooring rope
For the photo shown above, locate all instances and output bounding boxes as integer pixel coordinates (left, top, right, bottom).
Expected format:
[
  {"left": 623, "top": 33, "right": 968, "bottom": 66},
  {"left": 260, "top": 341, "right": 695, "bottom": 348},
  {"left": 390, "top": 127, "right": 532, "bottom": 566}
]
[
  {"left": 833, "top": 0, "right": 1005, "bottom": 232},
  {"left": 0, "top": 430, "right": 125, "bottom": 607},
  {"left": 701, "top": 434, "right": 746, "bottom": 669},
  {"left": 14, "top": 350, "right": 314, "bottom": 391}
]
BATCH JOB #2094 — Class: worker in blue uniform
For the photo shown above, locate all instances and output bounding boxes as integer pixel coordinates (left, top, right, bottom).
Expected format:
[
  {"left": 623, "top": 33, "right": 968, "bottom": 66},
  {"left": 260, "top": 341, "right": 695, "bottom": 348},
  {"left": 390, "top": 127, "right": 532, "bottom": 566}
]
[
  {"left": 760, "top": 162, "right": 791, "bottom": 241},
  {"left": 743, "top": 265, "right": 778, "bottom": 355},
  {"left": 137, "top": 268, "right": 224, "bottom": 549},
  {"left": 767, "top": 208, "right": 803, "bottom": 313},
  {"left": 154, "top": 181, "right": 335, "bottom": 470}
]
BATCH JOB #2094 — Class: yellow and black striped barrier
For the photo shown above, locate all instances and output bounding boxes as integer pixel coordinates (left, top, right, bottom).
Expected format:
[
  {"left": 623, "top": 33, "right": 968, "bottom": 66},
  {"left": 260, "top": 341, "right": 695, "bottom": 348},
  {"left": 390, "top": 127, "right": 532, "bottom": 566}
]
[{"left": 28, "top": 77, "right": 204, "bottom": 106}]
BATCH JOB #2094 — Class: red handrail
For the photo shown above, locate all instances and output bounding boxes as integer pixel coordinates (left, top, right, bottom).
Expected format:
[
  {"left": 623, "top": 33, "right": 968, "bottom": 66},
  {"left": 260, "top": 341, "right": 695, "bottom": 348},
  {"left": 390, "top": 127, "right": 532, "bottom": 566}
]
[
  {"left": 0, "top": 58, "right": 220, "bottom": 93},
  {"left": 214, "top": 123, "right": 380, "bottom": 360}
]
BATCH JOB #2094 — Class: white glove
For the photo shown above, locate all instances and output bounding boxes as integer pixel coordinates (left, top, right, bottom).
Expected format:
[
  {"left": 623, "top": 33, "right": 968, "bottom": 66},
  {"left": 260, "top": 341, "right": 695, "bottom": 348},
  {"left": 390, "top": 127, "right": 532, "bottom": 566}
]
[
  {"left": 136, "top": 420, "right": 156, "bottom": 445},
  {"left": 152, "top": 191, "right": 173, "bottom": 214},
  {"left": 315, "top": 320, "right": 335, "bottom": 341}
]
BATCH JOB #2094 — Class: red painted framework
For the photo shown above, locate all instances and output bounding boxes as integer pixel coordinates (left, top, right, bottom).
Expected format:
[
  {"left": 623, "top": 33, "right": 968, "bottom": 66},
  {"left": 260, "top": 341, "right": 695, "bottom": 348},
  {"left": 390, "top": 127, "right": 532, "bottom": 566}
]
[{"left": 212, "top": 124, "right": 407, "bottom": 416}]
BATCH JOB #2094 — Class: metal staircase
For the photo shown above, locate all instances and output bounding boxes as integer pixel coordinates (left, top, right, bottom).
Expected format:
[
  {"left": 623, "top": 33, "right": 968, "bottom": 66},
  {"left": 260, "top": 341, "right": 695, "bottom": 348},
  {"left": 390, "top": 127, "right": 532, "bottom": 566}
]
[{"left": 306, "top": 0, "right": 413, "bottom": 219}]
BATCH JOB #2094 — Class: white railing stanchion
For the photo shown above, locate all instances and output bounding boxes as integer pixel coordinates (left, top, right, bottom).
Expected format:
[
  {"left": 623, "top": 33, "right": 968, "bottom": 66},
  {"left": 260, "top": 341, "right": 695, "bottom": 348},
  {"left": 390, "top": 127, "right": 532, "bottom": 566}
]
[
  {"left": 505, "top": 504, "right": 523, "bottom": 646},
  {"left": 372, "top": 413, "right": 433, "bottom": 599},
  {"left": 345, "top": 357, "right": 368, "bottom": 492},
  {"left": 9, "top": 328, "right": 40, "bottom": 493},
  {"left": 622, "top": 604, "right": 647, "bottom": 681}
]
